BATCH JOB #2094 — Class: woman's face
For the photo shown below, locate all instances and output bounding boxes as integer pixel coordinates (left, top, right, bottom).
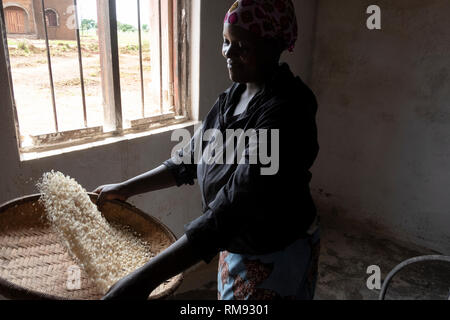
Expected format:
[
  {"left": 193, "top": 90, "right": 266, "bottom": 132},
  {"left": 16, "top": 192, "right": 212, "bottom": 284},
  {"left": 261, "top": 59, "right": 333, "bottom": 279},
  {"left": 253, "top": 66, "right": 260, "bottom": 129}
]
[{"left": 222, "top": 24, "right": 277, "bottom": 84}]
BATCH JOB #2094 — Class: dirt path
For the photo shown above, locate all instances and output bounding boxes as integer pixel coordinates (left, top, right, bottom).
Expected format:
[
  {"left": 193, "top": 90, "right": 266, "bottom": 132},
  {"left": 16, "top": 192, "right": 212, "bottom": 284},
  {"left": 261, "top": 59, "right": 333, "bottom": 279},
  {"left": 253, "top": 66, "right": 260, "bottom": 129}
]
[{"left": 9, "top": 47, "right": 160, "bottom": 140}]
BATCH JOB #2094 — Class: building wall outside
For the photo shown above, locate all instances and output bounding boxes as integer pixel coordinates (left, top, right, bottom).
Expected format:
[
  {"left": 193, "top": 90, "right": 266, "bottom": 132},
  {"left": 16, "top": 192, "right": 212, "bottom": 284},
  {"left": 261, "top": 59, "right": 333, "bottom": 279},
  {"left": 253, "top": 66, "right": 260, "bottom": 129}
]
[
  {"left": 3, "top": 0, "right": 36, "bottom": 34},
  {"left": 3, "top": 0, "right": 75, "bottom": 40},
  {"left": 32, "top": 0, "right": 76, "bottom": 41}
]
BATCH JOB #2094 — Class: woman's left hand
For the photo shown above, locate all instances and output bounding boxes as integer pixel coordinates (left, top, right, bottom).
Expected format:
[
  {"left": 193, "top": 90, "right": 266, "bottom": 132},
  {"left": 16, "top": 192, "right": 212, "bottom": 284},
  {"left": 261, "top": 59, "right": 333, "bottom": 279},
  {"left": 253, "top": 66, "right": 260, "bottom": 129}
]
[{"left": 101, "top": 269, "right": 158, "bottom": 300}]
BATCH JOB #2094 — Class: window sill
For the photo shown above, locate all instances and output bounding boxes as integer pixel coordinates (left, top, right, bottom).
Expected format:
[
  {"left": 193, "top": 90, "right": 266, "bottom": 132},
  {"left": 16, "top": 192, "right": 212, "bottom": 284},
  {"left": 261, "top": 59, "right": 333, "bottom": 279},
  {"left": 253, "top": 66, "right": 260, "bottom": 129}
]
[{"left": 20, "top": 119, "right": 200, "bottom": 162}]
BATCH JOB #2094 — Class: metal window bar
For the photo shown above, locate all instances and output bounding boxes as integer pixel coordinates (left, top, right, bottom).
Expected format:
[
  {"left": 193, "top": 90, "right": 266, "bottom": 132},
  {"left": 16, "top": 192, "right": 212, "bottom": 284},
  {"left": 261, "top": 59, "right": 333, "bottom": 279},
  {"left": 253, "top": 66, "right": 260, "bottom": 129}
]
[
  {"left": 137, "top": 0, "right": 145, "bottom": 118},
  {"left": 41, "top": 0, "right": 58, "bottom": 132},
  {"left": 158, "top": 0, "right": 163, "bottom": 115},
  {"left": 74, "top": 0, "right": 88, "bottom": 128},
  {"left": 1, "top": 0, "right": 187, "bottom": 154},
  {"left": 0, "top": 0, "right": 23, "bottom": 150}
]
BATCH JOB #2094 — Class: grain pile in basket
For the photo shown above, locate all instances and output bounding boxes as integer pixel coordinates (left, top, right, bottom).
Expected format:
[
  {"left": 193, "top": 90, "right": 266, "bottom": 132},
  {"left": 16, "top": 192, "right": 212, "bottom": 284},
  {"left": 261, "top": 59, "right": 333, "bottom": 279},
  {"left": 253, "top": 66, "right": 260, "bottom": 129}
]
[{"left": 37, "top": 171, "right": 153, "bottom": 294}]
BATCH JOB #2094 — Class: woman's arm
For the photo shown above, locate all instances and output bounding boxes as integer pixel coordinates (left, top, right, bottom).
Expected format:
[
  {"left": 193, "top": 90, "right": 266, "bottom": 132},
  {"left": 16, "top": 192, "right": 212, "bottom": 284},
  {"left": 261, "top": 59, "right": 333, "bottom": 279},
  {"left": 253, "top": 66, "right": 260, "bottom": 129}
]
[
  {"left": 101, "top": 234, "right": 202, "bottom": 300},
  {"left": 122, "top": 165, "right": 177, "bottom": 196},
  {"left": 93, "top": 166, "right": 200, "bottom": 300},
  {"left": 93, "top": 165, "right": 177, "bottom": 209}
]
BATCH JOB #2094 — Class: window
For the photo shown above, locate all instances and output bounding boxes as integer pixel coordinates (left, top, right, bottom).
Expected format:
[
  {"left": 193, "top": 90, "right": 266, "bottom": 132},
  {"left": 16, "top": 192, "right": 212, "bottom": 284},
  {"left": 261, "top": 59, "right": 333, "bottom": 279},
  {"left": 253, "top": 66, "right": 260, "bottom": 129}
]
[
  {"left": 45, "top": 9, "right": 58, "bottom": 27},
  {"left": 1, "top": 0, "right": 190, "bottom": 153}
]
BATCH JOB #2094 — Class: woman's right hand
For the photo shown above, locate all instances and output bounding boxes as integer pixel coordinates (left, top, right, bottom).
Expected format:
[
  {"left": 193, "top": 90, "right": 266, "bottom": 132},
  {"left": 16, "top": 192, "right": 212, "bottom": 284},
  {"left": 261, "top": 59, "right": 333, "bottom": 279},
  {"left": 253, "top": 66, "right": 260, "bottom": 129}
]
[
  {"left": 92, "top": 165, "right": 176, "bottom": 210},
  {"left": 93, "top": 183, "right": 130, "bottom": 210}
]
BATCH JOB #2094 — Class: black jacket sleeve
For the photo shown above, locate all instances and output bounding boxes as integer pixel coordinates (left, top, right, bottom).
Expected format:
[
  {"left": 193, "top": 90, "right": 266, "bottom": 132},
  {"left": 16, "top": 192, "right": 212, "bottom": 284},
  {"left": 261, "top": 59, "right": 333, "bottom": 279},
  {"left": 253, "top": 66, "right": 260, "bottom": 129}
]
[{"left": 163, "top": 126, "right": 203, "bottom": 187}]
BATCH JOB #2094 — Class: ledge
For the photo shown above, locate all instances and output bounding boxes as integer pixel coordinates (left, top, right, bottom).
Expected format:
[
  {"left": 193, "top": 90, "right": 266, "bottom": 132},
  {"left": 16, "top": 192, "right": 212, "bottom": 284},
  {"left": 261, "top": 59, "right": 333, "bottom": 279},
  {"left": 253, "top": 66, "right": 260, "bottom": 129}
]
[{"left": 20, "top": 120, "right": 201, "bottom": 162}]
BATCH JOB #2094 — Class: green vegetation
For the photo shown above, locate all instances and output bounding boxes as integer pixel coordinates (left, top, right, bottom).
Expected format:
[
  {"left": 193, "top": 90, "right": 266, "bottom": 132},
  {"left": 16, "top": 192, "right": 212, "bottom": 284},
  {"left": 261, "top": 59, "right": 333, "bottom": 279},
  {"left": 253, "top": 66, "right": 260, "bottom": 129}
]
[
  {"left": 57, "top": 42, "right": 72, "bottom": 51},
  {"left": 81, "top": 19, "right": 97, "bottom": 36},
  {"left": 120, "top": 44, "right": 139, "bottom": 54},
  {"left": 82, "top": 42, "right": 99, "bottom": 53},
  {"left": 17, "top": 41, "right": 30, "bottom": 54},
  {"left": 55, "top": 77, "right": 99, "bottom": 87},
  {"left": 8, "top": 28, "right": 151, "bottom": 57},
  {"left": 7, "top": 39, "right": 18, "bottom": 47},
  {"left": 118, "top": 32, "right": 149, "bottom": 50},
  {"left": 117, "top": 22, "right": 137, "bottom": 33}
]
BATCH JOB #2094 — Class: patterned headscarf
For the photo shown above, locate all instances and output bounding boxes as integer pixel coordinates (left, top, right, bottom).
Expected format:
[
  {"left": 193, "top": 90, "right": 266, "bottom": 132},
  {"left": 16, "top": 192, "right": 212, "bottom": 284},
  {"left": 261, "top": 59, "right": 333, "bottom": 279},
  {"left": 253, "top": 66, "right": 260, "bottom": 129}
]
[{"left": 224, "top": 0, "right": 298, "bottom": 52}]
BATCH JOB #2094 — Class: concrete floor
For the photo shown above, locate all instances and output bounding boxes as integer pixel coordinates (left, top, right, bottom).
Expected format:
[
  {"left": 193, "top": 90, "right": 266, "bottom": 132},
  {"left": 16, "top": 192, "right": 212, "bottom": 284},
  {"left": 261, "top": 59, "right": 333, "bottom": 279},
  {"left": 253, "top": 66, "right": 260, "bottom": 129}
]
[
  {"left": 314, "top": 214, "right": 450, "bottom": 300},
  {"left": 170, "top": 214, "right": 450, "bottom": 300},
  {"left": 1, "top": 214, "right": 449, "bottom": 300}
]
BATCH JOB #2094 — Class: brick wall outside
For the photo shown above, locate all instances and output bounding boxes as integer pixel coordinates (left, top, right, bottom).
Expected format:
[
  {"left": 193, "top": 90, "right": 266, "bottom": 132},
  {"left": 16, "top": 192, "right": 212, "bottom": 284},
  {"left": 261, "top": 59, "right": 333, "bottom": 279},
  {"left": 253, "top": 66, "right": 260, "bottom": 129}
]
[
  {"left": 3, "top": 0, "right": 36, "bottom": 34},
  {"left": 33, "top": 0, "right": 76, "bottom": 41},
  {"left": 3, "top": 0, "right": 76, "bottom": 40}
]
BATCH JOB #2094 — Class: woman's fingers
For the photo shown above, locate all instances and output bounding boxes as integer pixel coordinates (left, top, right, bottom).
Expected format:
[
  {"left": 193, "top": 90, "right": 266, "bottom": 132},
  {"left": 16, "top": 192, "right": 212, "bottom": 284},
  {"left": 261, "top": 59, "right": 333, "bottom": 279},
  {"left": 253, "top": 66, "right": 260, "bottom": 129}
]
[
  {"left": 92, "top": 184, "right": 126, "bottom": 210},
  {"left": 93, "top": 186, "right": 108, "bottom": 209},
  {"left": 96, "top": 192, "right": 107, "bottom": 209},
  {"left": 92, "top": 188, "right": 103, "bottom": 208},
  {"left": 92, "top": 186, "right": 104, "bottom": 194}
]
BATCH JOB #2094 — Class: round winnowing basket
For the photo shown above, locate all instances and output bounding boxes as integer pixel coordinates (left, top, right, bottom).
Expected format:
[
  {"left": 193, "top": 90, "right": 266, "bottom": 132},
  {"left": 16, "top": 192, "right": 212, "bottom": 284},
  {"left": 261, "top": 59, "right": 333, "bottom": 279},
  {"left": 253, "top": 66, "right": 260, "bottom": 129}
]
[{"left": 0, "top": 194, "right": 183, "bottom": 300}]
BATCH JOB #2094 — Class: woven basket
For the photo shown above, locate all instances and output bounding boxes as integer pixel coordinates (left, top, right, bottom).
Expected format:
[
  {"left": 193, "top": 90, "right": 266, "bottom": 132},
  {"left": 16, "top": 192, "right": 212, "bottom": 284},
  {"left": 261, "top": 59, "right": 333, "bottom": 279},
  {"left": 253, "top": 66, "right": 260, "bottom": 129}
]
[{"left": 0, "top": 194, "right": 183, "bottom": 300}]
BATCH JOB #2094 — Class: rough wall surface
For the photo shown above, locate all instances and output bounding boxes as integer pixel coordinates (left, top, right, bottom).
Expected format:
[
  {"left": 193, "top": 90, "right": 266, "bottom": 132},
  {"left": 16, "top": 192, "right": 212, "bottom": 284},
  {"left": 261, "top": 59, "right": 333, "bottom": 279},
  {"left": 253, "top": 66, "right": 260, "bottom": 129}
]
[{"left": 310, "top": 0, "right": 450, "bottom": 254}]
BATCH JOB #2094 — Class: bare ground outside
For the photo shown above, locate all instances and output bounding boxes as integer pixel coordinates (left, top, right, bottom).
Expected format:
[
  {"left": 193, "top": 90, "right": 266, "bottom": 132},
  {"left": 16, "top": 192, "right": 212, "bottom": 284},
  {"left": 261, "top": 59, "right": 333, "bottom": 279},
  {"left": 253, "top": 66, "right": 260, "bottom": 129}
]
[{"left": 7, "top": 33, "right": 163, "bottom": 146}]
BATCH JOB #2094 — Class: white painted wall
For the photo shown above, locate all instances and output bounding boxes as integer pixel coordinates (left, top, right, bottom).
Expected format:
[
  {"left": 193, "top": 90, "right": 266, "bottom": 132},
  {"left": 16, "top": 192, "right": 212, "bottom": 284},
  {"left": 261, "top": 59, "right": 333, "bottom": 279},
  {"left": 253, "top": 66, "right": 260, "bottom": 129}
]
[
  {"left": 310, "top": 0, "right": 450, "bottom": 254},
  {"left": 0, "top": 0, "right": 318, "bottom": 239}
]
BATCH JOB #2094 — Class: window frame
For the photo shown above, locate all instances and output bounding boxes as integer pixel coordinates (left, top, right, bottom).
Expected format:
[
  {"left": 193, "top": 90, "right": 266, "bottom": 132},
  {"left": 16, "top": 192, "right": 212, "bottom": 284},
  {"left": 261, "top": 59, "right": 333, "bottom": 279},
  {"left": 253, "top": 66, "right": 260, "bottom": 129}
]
[
  {"left": 44, "top": 8, "right": 58, "bottom": 28},
  {"left": 0, "top": 0, "right": 191, "bottom": 154}
]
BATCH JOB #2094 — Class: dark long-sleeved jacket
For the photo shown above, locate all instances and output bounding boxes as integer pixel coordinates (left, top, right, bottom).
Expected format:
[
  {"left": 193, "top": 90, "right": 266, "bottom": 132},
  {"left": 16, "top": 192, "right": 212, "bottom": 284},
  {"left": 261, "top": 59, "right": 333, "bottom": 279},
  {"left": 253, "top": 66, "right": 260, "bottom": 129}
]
[{"left": 164, "top": 63, "right": 319, "bottom": 263}]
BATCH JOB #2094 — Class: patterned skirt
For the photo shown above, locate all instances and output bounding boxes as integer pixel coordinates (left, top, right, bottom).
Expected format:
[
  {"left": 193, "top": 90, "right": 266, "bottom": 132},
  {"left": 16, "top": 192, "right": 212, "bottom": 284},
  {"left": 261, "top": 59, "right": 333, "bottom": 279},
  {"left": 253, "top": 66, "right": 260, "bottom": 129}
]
[{"left": 217, "top": 228, "right": 320, "bottom": 300}]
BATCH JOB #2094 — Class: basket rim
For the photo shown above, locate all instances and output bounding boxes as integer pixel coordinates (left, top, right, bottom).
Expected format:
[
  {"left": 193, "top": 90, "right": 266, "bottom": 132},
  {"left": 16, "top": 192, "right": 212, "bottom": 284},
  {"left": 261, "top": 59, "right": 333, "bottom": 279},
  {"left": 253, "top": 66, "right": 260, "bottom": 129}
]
[{"left": 0, "top": 193, "right": 184, "bottom": 300}]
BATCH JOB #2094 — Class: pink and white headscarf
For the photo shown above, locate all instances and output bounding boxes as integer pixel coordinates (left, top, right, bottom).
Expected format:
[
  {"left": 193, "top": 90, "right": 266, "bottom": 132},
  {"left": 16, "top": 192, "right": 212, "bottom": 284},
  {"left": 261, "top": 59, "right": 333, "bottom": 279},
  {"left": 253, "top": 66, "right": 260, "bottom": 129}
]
[{"left": 224, "top": 0, "right": 298, "bottom": 52}]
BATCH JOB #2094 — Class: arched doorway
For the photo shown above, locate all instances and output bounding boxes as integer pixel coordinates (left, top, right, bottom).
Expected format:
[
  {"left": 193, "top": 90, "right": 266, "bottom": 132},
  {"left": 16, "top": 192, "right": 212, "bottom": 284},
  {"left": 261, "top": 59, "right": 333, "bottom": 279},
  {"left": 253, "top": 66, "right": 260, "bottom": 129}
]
[{"left": 4, "top": 6, "right": 28, "bottom": 34}]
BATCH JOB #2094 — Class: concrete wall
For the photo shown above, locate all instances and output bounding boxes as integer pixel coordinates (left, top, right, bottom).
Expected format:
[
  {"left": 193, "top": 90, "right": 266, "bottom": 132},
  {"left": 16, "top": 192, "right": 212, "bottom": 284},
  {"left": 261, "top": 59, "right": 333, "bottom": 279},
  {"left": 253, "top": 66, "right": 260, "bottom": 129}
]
[
  {"left": 310, "top": 0, "right": 450, "bottom": 254},
  {"left": 0, "top": 0, "right": 318, "bottom": 240}
]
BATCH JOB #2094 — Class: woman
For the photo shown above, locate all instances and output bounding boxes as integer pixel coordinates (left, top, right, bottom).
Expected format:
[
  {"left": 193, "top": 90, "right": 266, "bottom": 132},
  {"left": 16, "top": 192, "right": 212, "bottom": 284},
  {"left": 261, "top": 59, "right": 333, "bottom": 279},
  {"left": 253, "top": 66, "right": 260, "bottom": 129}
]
[{"left": 94, "top": 0, "right": 320, "bottom": 300}]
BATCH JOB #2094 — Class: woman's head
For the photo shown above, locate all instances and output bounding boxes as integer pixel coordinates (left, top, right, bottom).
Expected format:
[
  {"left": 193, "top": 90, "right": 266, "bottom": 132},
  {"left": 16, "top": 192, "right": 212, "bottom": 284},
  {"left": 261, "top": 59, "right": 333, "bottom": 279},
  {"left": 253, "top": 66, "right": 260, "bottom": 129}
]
[{"left": 222, "top": 0, "right": 298, "bottom": 83}]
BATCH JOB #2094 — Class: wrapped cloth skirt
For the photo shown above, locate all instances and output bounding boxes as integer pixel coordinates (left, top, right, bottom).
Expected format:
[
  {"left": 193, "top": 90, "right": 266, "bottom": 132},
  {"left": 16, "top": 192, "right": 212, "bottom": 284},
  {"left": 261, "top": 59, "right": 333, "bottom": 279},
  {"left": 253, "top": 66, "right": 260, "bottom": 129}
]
[{"left": 218, "top": 227, "right": 320, "bottom": 300}]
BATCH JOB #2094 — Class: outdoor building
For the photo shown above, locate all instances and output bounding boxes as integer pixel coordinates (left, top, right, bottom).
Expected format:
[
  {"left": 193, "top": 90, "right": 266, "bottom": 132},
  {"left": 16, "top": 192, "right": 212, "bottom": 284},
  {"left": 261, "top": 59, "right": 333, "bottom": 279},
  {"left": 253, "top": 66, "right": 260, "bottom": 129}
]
[{"left": 3, "top": 0, "right": 76, "bottom": 40}]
